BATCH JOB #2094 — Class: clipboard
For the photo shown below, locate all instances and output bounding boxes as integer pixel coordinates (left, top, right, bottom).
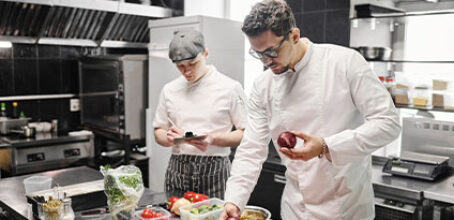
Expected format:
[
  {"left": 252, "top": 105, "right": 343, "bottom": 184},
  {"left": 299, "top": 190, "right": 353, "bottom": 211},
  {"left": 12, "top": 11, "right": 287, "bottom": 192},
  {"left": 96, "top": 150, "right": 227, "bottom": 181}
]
[{"left": 174, "top": 135, "right": 207, "bottom": 143}]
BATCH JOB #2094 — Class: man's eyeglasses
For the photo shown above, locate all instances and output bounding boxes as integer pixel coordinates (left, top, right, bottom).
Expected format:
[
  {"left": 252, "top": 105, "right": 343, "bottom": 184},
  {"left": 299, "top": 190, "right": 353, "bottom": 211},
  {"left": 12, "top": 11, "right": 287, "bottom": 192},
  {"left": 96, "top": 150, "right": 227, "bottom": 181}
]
[{"left": 249, "top": 32, "right": 290, "bottom": 59}]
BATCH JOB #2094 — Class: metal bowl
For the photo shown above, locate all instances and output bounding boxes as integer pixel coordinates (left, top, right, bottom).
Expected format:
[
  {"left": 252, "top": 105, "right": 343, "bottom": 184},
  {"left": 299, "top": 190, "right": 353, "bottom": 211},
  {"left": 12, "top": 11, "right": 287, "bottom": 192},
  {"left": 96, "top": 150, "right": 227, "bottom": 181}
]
[
  {"left": 356, "top": 46, "right": 392, "bottom": 60},
  {"left": 241, "top": 205, "right": 271, "bottom": 220}
]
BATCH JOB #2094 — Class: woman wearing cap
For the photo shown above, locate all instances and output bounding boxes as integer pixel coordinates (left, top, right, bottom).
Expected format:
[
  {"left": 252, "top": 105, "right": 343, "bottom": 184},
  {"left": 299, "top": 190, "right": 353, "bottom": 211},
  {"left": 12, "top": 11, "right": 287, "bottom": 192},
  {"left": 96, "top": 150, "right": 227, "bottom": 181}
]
[{"left": 152, "top": 30, "right": 247, "bottom": 198}]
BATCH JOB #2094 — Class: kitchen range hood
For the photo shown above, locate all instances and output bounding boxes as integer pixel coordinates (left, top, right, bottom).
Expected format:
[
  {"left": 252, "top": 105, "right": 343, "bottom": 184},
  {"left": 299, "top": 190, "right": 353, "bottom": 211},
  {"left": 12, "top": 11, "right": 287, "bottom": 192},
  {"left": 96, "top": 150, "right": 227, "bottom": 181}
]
[{"left": 0, "top": 0, "right": 172, "bottom": 48}]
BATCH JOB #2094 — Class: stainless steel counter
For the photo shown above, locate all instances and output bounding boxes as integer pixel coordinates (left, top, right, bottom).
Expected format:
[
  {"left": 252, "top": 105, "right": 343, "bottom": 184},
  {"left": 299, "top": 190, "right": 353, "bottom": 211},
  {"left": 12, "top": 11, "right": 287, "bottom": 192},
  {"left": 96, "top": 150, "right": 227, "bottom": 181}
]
[
  {"left": 0, "top": 166, "right": 103, "bottom": 220},
  {"left": 372, "top": 164, "right": 454, "bottom": 204},
  {"left": 264, "top": 153, "right": 454, "bottom": 204},
  {"left": 0, "top": 139, "right": 9, "bottom": 149},
  {"left": 0, "top": 165, "right": 183, "bottom": 220},
  {"left": 424, "top": 175, "right": 454, "bottom": 204}
]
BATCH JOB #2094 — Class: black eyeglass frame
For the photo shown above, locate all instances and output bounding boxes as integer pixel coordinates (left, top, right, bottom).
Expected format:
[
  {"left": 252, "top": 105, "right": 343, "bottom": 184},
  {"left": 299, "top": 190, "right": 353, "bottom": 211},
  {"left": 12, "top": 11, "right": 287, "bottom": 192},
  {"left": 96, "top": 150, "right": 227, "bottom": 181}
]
[{"left": 249, "top": 31, "right": 292, "bottom": 59}]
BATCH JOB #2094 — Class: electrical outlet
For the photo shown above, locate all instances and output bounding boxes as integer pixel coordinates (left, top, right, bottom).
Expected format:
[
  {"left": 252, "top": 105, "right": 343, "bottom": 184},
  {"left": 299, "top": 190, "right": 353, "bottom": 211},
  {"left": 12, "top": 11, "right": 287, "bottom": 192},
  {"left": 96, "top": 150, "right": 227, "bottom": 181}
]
[{"left": 70, "top": 99, "right": 80, "bottom": 112}]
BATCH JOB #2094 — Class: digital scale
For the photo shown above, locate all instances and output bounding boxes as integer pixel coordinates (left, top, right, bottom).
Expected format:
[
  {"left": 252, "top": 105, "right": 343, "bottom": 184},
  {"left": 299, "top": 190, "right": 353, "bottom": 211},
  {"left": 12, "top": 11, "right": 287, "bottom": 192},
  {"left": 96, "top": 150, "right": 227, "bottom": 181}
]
[{"left": 383, "top": 151, "right": 450, "bottom": 181}]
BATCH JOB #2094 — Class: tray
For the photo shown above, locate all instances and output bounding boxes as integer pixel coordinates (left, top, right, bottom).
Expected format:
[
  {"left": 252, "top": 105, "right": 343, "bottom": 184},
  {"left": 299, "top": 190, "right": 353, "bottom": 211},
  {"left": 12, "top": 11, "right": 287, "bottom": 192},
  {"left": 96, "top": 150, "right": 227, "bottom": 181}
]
[{"left": 26, "top": 180, "right": 107, "bottom": 219}]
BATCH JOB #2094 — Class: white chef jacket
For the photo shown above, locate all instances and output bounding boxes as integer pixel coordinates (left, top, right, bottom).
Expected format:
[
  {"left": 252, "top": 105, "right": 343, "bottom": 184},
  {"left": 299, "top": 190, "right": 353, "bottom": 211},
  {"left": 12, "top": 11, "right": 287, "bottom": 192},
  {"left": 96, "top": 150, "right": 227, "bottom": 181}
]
[
  {"left": 225, "top": 39, "right": 401, "bottom": 220},
  {"left": 153, "top": 66, "right": 247, "bottom": 156}
]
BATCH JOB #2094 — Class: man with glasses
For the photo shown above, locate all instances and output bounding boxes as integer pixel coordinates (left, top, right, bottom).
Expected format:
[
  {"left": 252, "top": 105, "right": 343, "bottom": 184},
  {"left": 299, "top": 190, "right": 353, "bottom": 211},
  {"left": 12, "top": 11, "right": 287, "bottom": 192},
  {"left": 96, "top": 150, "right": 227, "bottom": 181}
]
[
  {"left": 153, "top": 30, "right": 247, "bottom": 199},
  {"left": 221, "top": 0, "right": 400, "bottom": 219}
]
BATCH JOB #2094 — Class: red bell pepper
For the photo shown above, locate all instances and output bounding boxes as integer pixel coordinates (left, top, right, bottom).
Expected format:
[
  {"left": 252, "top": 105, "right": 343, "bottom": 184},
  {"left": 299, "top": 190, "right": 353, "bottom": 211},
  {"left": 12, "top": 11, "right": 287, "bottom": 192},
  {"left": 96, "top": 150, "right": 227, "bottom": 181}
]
[
  {"left": 166, "top": 196, "right": 180, "bottom": 210},
  {"left": 183, "top": 191, "right": 194, "bottom": 201},
  {"left": 183, "top": 191, "right": 208, "bottom": 203},
  {"left": 192, "top": 193, "right": 209, "bottom": 203}
]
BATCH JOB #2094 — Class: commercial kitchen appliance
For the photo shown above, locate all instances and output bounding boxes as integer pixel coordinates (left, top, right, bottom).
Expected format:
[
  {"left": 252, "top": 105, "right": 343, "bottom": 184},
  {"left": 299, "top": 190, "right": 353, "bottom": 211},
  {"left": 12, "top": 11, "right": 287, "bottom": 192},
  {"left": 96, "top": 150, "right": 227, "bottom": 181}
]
[
  {"left": 147, "top": 16, "right": 244, "bottom": 191},
  {"left": 383, "top": 151, "right": 449, "bottom": 181},
  {"left": 79, "top": 55, "right": 148, "bottom": 143},
  {"left": 0, "top": 133, "right": 94, "bottom": 176},
  {"left": 0, "top": 117, "right": 31, "bottom": 135},
  {"left": 373, "top": 156, "right": 434, "bottom": 220},
  {"left": 383, "top": 117, "right": 454, "bottom": 181},
  {"left": 401, "top": 117, "right": 454, "bottom": 166},
  {"left": 373, "top": 117, "right": 454, "bottom": 219}
]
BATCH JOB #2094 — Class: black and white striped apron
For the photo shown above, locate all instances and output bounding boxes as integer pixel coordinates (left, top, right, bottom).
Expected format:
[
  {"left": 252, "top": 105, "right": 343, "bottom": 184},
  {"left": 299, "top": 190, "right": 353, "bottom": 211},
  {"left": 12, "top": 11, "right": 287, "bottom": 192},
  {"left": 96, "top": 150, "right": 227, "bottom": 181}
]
[{"left": 165, "top": 154, "right": 231, "bottom": 199}]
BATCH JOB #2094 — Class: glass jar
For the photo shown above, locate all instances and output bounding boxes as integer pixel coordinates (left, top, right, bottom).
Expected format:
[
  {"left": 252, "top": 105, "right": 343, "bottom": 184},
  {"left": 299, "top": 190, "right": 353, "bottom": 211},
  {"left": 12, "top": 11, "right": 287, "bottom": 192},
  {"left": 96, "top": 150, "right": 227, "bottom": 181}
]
[{"left": 385, "top": 77, "right": 396, "bottom": 101}]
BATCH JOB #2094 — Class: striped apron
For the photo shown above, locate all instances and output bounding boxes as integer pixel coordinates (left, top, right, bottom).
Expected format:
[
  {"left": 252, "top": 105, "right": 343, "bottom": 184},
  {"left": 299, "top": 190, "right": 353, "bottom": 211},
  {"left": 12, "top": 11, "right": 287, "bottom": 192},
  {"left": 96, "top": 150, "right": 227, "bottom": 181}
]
[{"left": 165, "top": 154, "right": 231, "bottom": 199}]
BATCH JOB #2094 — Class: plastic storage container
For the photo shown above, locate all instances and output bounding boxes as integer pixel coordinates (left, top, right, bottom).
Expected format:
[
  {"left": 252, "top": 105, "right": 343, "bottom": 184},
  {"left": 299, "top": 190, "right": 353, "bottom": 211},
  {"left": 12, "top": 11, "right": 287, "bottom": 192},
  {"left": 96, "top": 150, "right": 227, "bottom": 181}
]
[
  {"left": 412, "top": 85, "right": 431, "bottom": 107},
  {"left": 136, "top": 206, "right": 171, "bottom": 220},
  {"left": 23, "top": 176, "right": 52, "bottom": 194},
  {"left": 179, "top": 198, "right": 224, "bottom": 220}
]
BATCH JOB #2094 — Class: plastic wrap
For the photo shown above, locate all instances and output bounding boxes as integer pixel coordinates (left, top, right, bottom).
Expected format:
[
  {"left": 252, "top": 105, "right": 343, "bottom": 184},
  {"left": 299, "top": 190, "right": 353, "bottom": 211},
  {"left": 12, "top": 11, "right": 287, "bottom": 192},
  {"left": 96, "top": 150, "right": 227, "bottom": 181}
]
[{"left": 100, "top": 165, "right": 144, "bottom": 218}]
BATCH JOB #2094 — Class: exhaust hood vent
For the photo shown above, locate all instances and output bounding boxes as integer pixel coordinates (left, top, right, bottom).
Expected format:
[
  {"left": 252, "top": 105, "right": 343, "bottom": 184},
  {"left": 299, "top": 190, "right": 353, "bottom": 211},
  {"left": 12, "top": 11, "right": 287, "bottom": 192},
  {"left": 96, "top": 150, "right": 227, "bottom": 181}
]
[
  {"left": 0, "top": 0, "right": 172, "bottom": 47},
  {"left": 0, "top": 2, "right": 50, "bottom": 37},
  {"left": 103, "top": 14, "right": 150, "bottom": 43},
  {"left": 40, "top": 7, "right": 114, "bottom": 40}
]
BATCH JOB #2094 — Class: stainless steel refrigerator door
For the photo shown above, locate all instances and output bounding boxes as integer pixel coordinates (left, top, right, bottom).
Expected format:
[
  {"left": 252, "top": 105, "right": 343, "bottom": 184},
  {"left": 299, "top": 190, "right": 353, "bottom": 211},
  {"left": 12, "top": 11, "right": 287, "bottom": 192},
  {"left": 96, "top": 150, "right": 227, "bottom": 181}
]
[{"left": 147, "top": 56, "right": 180, "bottom": 192}]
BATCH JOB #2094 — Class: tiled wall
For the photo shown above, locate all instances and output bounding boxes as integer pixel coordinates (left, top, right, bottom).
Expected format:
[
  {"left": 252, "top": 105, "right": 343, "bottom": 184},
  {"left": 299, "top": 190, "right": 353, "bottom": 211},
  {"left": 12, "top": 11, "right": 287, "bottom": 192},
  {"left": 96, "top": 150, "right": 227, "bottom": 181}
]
[
  {"left": 0, "top": 44, "right": 97, "bottom": 133},
  {"left": 286, "top": 0, "right": 351, "bottom": 47},
  {"left": 156, "top": 0, "right": 184, "bottom": 16}
]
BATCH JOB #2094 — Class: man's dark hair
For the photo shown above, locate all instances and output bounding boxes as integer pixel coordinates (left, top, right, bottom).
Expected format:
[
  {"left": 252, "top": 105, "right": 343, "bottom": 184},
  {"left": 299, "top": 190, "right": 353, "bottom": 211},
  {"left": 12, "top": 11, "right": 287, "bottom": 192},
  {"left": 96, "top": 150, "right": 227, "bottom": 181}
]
[{"left": 242, "top": 0, "right": 296, "bottom": 37}]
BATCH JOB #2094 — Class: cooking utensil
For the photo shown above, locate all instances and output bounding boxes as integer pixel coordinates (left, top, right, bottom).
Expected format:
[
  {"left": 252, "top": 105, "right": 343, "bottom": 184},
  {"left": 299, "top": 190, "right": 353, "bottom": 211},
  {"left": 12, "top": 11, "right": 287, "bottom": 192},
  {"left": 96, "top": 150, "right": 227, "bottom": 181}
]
[{"left": 356, "top": 46, "right": 392, "bottom": 60}]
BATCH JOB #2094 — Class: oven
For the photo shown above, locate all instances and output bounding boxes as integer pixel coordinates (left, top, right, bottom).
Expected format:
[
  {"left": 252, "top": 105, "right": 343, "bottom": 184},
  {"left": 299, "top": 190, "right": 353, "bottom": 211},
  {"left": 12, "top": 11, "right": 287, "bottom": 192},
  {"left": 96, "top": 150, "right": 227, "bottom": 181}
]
[
  {"left": 0, "top": 134, "right": 94, "bottom": 176},
  {"left": 79, "top": 55, "right": 148, "bottom": 143}
]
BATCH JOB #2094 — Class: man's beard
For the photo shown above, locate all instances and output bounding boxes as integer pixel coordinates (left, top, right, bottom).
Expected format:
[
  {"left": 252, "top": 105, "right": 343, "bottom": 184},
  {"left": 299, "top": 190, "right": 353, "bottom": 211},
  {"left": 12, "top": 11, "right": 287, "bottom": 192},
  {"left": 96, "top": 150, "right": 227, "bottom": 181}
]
[{"left": 267, "top": 63, "right": 289, "bottom": 74}]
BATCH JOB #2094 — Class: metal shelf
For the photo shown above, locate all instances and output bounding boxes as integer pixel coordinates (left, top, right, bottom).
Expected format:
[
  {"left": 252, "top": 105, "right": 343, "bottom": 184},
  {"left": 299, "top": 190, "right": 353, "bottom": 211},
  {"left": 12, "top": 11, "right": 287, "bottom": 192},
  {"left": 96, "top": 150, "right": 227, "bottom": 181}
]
[
  {"left": 395, "top": 104, "right": 454, "bottom": 113},
  {"left": 0, "top": 94, "right": 76, "bottom": 101},
  {"left": 352, "top": 9, "right": 454, "bottom": 20},
  {"left": 366, "top": 59, "right": 454, "bottom": 63}
]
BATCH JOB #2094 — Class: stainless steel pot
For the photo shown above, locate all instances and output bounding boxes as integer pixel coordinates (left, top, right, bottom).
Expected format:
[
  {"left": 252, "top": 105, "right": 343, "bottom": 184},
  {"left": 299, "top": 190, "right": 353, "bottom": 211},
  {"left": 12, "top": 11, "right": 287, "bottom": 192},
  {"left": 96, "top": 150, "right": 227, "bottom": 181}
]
[
  {"left": 356, "top": 46, "right": 392, "bottom": 60},
  {"left": 10, "top": 126, "right": 36, "bottom": 138},
  {"left": 242, "top": 205, "right": 272, "bottom": 220}
]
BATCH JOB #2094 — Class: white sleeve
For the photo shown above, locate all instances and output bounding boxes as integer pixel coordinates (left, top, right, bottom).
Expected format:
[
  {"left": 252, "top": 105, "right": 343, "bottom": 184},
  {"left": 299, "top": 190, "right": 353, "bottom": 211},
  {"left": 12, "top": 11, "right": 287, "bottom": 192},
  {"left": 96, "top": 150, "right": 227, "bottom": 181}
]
[
  {"left": 224, "top": 80, "right": 271, "bottom": 211},
  {"left": 325, "top": 52, "right": 401, "bottom": 167},
  {"left": 229, "top": 82, "right": 248, "bottom": 130},
  {"left": 152, "top": 89, "right": 169, "bottom": 130}
]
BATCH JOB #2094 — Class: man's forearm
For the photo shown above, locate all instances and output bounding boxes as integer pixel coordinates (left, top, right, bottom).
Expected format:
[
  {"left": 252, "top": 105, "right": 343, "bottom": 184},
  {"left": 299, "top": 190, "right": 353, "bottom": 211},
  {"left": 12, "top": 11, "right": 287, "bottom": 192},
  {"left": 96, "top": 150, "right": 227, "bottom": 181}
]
[
  {"left": 154, "top": 128, "right": 173, "bottom": 147},
  {"left": 212, "top": 129, "right": 244, "bottom": 147}
]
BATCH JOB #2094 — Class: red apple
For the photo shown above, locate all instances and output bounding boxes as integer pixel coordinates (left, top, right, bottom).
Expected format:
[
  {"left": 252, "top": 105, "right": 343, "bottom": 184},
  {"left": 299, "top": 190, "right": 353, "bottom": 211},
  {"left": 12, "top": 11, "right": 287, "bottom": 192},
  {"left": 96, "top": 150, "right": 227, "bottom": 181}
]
[{"left": 277, "top": 131, "right": 296, "bottom": 148}]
